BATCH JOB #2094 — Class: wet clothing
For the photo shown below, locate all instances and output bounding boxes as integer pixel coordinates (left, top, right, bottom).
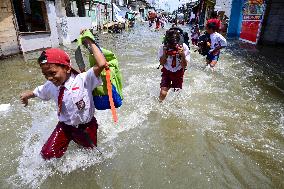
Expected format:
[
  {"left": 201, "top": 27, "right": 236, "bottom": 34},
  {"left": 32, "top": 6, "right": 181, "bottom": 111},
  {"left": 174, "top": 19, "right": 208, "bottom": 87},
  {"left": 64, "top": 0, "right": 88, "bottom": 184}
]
[
  {"left": 33, "top": 68, "right": 102, "bottom": 159},
  {"left": 206, "top": 32, "right": 226, "bottom": 64},
  {"left": 33, "top": 69, "right": 102, "bottom": 126},
  {"left": 158, "top": 43, "right": 190, "bottom": 89},
  {"left": 41, "top": 117, "right": 98, "bottom": 160},
  {"left": 209, "top": 32, "right": 227, "bottom": 50},
  {"left": 206, "top": 53, "right": 220, "bottom": 61},
  {"left": 158, "top": 43, "right": 190, "bottom": 73},
  {"left": 160, "top": 67, "right": 184, "bottom": 89}
]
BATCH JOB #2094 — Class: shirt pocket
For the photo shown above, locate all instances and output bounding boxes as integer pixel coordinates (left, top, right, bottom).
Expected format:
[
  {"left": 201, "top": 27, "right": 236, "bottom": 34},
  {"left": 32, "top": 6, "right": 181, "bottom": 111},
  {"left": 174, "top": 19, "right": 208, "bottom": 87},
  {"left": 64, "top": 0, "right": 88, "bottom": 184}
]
[
  {"left": 71, "top": 88, "right": 91, "bottom": 124},
  {"left": 72, "top": 88, "right": 90, "bottom": 111}
]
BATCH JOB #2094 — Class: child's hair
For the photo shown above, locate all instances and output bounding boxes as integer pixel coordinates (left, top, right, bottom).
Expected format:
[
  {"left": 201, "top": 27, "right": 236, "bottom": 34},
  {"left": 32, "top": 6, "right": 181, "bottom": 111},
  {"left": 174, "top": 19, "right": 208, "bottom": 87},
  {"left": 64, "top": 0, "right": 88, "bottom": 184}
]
[
  {"left": 206, "top": 22, "right": 217, "bottom": 31},
  {"left": 164, "top": 30, "right": 181, "bottom": 46},
  {"left": 37, "top": 51, "right": 47, "bottom": 64},
  {"left": 211, "top": 11, "right": 218, "bottom": 19}
]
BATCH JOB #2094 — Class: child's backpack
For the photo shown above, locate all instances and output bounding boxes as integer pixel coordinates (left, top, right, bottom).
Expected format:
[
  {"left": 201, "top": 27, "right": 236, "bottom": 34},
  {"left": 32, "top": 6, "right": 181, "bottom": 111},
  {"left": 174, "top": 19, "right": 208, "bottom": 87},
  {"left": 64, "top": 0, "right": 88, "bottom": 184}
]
[
  {"left": 76, "top": 30, "right": 123, "bottom": 119},
  {"left": 198, "top": 32, "right": 211, "bottom": 56},
  {"left": 89, "top": 48, "right": 123, "bottom": 110}
]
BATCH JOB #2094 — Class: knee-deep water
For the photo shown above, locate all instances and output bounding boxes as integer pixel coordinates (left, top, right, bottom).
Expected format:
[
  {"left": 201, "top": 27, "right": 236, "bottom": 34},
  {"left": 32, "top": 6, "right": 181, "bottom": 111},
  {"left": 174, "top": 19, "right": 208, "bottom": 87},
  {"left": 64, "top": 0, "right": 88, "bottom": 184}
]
[{"left": 0, "top": 24, "right": 283, "bottom": 189}]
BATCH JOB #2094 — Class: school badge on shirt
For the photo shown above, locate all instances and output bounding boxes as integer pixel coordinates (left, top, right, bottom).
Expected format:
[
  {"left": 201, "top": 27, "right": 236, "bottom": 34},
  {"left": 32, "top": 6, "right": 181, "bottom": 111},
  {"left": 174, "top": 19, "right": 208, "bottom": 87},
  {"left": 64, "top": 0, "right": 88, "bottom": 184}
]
[{"left": 75, "top": 99, "right": 85, "bottom": 110}]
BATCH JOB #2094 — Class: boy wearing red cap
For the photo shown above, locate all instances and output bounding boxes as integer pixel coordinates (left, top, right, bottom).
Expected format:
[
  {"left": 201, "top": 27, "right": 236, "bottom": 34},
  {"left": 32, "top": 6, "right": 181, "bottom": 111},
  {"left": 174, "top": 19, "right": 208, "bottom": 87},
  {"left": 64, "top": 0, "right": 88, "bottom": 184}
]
[{"left": 20, "top": 40, "right": 106, "bottom": 160}]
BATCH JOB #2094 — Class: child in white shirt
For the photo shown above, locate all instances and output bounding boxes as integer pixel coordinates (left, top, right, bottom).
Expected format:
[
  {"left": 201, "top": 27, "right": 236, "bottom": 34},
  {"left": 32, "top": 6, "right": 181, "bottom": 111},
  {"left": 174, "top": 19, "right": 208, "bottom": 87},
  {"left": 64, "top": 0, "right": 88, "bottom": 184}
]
[
  {"left": 158, "top": 30, "right": 190, "bottom": 101},
  {"left": 20, "top": 34, "right": 106, "bottom": 160},
  {"left": 206, "top": 22, "right": 227, "bottom": 69}
]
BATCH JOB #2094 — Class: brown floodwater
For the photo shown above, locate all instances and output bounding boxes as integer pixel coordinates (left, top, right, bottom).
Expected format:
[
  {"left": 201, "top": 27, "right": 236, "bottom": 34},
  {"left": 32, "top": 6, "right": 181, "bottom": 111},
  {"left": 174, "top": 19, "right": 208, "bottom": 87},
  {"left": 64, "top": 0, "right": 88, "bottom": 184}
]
[{"left": 0, "top": 24, "right": 283, "bottom": 189}]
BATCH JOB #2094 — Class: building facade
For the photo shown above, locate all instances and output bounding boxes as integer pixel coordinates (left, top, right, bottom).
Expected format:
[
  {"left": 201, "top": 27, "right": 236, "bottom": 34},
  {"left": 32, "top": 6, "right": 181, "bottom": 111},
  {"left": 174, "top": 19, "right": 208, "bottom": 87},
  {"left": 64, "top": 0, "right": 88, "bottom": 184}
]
[{"left": 0, "top": 0, "right": 20, "bottom": 57}]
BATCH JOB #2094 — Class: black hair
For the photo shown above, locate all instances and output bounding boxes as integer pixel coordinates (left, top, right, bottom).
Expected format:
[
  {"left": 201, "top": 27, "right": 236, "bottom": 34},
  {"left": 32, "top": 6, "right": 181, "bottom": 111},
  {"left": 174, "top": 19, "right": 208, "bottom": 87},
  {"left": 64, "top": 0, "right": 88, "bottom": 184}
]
[
  {"left": 211, "top": 11, "right": 218, "bottom": 19},
  {"left": 164, "top": 30, "right": 181, "bottom": 46},
  {"left": 38, "top": 51, "right": 47, "bottom": 64},
  {"left": 206, "top": 22, "right": 217, "bottom": 31}
]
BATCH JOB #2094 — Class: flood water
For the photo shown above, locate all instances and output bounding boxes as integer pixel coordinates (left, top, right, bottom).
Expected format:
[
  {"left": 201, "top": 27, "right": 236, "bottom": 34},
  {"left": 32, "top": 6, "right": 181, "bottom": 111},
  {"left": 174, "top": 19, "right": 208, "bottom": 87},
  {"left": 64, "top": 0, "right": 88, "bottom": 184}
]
[{"left": 0, "top": 24, "right": 283, "bottom": 189}]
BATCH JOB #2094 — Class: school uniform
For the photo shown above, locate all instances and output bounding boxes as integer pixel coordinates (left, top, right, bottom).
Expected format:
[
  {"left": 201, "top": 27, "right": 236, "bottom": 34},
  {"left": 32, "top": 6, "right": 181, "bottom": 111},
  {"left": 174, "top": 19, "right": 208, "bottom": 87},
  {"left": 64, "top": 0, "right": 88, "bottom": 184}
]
[
  {"left": 33, "top": 68, "right": 102, "bottom": 160},
  {"left": 206, "top": 32, "right": 227, "bottom": 62},
  {"left": 158, "top": 43, "right": 190, "bottom": 89}
]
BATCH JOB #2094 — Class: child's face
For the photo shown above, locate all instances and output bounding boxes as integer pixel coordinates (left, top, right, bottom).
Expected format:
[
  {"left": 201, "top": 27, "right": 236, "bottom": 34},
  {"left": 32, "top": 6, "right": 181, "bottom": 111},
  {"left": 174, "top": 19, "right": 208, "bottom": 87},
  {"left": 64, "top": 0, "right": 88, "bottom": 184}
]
[{"left": 41, "top": 63, "right": 71, "bottom": 86}]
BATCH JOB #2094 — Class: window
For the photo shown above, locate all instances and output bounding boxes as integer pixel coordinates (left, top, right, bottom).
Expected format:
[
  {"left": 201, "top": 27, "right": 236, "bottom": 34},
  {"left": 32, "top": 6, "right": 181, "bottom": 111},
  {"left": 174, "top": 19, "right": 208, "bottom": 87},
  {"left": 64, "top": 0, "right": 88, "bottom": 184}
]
[
  {"left": 12, "top": 0, "right": 50, "bottom": 33},
  {"left": 64, "top": 0, "right": 86, "bottom": 17}
]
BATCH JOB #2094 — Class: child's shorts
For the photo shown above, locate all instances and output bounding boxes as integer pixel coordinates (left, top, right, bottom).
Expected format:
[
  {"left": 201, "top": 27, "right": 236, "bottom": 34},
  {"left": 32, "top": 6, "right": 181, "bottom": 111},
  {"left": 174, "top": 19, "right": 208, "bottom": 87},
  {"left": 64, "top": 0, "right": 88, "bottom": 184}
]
[
  {"left": 206, "top": 53, "right": 220, "bottom": 61},
  {"left": 160, "top": 67, "right": 184, "bottom": 89},
  {"left": 41, "top": 117, "right": 98, "bottom": 160}
]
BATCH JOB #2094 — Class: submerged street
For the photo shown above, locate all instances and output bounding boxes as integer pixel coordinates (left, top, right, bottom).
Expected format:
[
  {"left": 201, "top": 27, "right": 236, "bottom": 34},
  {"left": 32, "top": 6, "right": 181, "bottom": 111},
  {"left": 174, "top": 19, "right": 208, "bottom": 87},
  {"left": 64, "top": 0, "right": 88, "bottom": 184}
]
[{"left": 0, "top": 24, "right": 284, "bottom": 188}]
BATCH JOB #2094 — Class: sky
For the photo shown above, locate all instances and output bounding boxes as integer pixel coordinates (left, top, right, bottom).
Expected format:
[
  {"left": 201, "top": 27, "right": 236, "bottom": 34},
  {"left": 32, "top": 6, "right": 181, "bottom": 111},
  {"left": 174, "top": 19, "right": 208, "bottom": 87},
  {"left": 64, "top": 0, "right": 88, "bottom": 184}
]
[{"left": 154, "top": 0, "right": 198, "bottom": 12}]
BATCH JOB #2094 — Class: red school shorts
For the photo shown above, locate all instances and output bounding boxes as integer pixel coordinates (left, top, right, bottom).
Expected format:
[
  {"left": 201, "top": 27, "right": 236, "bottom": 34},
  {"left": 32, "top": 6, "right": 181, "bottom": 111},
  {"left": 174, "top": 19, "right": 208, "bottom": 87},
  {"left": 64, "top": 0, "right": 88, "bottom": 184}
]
[
  {"left": 160, "top": 67, "right": 185, "bottom": 89},
  {"left": 41, "top": 117, "right": 98, "bottom": 160}
]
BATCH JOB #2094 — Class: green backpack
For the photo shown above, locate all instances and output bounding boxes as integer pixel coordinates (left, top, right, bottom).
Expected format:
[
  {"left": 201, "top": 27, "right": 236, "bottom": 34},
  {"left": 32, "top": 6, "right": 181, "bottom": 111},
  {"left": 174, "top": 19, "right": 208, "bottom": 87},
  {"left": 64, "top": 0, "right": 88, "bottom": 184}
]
[{"left": 77, "top": 30, "right": 123, "bottom": 110}]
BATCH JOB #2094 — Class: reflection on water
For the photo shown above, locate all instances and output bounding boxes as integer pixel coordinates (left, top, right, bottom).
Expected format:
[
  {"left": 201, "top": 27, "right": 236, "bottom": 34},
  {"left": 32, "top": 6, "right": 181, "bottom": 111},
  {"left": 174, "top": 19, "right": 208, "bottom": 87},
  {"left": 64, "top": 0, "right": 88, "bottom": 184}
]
[{"left": 0, "top": 24, "right": 283, "bottom": 188}]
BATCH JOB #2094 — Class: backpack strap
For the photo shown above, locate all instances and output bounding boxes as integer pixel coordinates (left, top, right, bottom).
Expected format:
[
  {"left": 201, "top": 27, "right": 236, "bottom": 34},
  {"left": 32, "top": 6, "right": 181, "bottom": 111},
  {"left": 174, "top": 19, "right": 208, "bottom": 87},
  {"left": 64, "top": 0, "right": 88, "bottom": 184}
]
[{"left": 105, "top": 65, "right": 118, "bottom": 123}]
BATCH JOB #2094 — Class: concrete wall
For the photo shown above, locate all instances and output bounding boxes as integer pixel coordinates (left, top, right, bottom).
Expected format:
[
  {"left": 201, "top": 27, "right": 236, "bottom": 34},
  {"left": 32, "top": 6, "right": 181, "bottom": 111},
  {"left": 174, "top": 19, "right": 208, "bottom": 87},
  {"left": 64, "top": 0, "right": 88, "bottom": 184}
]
[
  {"left": 259, "top": 0, "right": 284, "bottom": 45},
  {"left": 64, "top": 17, "right": 92, "bottom": 43},
  {"left": 19, "top": 1, "right": 59, "bottom": 52},
  {"left": 0, "top": 0, "right": 20, "bottom": 56},
  {"left": 215, "top": 0, "right": 233, "bottom": 18}
]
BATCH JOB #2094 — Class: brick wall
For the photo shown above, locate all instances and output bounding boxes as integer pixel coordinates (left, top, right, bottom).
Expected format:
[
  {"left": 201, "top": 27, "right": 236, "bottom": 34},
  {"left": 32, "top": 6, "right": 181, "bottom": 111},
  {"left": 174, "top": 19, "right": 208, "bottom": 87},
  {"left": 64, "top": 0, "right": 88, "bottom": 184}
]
[
  {"left": 259, "top": 0, "right": 284, "bottom": 45},
  {"left": 0, "top": 0, "right": 20, "bottom": 56}
]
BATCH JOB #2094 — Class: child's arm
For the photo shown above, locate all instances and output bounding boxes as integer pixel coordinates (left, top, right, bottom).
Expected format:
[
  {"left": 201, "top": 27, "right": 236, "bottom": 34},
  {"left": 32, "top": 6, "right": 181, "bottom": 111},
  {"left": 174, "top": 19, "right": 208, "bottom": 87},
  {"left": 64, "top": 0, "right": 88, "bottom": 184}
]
[
  {"left": 178, "top": 45, "right": 189, "bottom": 68},
  {"left": 83, "top": 38, "right": 107, "bottom": 77},
  {"left": 20, "top": 91, "right": 35, "bottom": 107},
  {"left": 209, "top": 46, "right": 224, "bottom": 54},
  {"left": 159, "top": 46, "right": 168, "bottom": 65}
]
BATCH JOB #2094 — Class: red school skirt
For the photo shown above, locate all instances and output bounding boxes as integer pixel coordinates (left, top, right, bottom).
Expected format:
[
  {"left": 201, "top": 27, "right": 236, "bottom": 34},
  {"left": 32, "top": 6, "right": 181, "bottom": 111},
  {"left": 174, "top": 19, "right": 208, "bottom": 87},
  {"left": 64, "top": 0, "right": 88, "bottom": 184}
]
[{"left": 160, "top": 67, "right": 185, "bottom": 89}]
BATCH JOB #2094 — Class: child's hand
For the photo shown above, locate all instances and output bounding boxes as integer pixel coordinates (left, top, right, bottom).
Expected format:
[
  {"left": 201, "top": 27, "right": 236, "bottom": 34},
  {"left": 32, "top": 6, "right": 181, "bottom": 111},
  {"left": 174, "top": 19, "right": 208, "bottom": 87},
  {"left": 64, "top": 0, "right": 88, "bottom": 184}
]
[
  {"left": 20, "top": 91, "right": 34, "bottom": 107},
  {"left": 178, "top": 46, "right": 185, "bottom": 58}
]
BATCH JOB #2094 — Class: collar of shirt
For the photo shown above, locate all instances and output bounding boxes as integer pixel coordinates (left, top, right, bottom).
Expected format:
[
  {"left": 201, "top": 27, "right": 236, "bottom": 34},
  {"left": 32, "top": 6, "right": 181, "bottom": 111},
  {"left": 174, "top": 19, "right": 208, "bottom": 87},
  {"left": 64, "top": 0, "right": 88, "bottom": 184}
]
[{"left": 58, "top": 73, "right": 76, "bottom": 91}]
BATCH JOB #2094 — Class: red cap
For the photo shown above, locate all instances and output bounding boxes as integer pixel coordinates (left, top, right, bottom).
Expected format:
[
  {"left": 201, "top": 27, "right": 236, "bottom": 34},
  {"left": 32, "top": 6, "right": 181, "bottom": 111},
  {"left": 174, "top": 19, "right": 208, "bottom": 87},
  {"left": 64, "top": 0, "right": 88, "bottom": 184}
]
[{"left": 38, "top": 48, "right": 79, "bottom": 74}]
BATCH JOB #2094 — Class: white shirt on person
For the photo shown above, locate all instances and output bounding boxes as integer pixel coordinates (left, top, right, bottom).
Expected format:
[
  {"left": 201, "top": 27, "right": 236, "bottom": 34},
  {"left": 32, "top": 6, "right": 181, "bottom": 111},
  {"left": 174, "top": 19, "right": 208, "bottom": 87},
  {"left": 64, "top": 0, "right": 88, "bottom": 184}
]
[
  {"left": 33, "top": 68, "right": 102, "bottom": 126},
  {"left": 210, "top": 32, "right": 227, "bottom": 50},
  {"left": 158, "top": 43, "right": 190, "bottom": 72}
]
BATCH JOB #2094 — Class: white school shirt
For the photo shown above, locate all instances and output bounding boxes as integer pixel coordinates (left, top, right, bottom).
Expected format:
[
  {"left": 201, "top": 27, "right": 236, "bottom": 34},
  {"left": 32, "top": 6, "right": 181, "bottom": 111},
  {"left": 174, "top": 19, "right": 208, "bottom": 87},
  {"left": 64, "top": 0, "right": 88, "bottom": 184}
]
[
  {"left": 210, "top": 32, "right": 227, "bottom": 50},
  {"left": 158, "top": 43, "right": 190, "bottom": 72},
  {"left": 33, "top": 68, "right": 102, "bottom": 126}
]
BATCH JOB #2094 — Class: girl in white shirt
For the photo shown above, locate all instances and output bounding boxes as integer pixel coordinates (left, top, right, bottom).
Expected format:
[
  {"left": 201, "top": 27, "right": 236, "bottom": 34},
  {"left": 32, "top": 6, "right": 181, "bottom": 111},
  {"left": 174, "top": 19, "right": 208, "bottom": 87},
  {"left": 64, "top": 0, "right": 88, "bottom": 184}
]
[{"left": 158, "top": 30, "right": 190, "bottom": 102}]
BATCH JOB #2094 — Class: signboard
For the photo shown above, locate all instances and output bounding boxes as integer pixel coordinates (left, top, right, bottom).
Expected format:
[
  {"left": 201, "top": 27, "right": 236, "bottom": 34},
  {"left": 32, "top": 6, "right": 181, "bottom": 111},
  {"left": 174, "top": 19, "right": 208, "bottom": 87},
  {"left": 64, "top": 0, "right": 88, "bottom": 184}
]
[{"left": 239, "top": 0, "right": 265, "bottom": 44}]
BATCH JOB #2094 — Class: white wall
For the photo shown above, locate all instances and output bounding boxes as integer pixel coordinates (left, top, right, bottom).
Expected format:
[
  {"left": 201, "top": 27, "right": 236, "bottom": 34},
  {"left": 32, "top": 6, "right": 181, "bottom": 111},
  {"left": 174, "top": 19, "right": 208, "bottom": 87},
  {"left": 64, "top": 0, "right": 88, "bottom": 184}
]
[
  {"left": 215, "top": 0, "right": 233, "bottom": 18},
  {"left": 19, "top": 1, "right": 59, "bottom": 52},
  {"left": 65, "top": 17, "right": 92, "bottom": 43},
  {"left": 47, "top": 1, "right": 60, "bottom": 47},
  {"left": 119, "top": 0, "right": 124, "bottom": 6},
  {"left": 19, "top": 33, "right": 53, "bottom": 52}
]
